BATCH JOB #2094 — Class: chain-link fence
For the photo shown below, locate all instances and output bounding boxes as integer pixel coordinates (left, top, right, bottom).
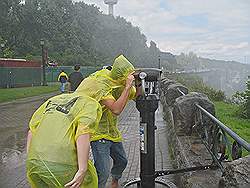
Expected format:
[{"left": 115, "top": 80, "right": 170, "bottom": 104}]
[{"left": 0, "top": 66, "right": 99, "bottom": 88}]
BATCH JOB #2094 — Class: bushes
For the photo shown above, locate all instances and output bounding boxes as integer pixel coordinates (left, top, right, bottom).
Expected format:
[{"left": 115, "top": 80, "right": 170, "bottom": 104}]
[
  {"left": 233, "top": 78, "right": 250, "bottom": 119},
  {"left": 246, "top": 79, "right": 250, "bottom": 118},
  {"left": 191, "top": 83, "right": 225, "bottom": 101},
  {"left": 173, "top": 74, "right": 226, "bottom": 101}
]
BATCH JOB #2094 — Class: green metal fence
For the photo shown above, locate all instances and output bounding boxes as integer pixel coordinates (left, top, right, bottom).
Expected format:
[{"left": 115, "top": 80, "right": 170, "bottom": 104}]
[
  {"left": 46, "top": 66, "right": 99, "bottom": 82},
  {"left": 0, "top": 66, "right": 99, "bottom": 88},
  {"left": 0, "top": 67, "right": 41, "bottom": 88}
]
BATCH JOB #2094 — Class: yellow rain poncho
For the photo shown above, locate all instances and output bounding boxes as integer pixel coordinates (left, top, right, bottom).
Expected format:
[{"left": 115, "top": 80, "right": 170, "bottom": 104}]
[
  {"left": 27, "top": 54, "right": 136, "bottom": 187},
  {"left": 27, "top": 93, "right": 102, "bottom": 188},
  {"left": 57, "top": 71, "right": 68, "bottom": 81},
  {"left": 75, "top": 55, "right": 136, "bottom": 142}
]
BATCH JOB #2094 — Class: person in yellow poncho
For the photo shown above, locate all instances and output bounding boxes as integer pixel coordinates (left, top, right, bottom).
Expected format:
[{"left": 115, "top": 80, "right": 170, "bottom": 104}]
[
  {"left": 26, "top": 93, "right": 102, "bottom": 188},
  {"left": 58, "top": 70, "right": 68, "bottom": 93},
  {"left": 26, "top": 54, "right": 138, "bottom": 188},
  {"left": 75, "top": 54, "right": 139, "bottom": 188}
]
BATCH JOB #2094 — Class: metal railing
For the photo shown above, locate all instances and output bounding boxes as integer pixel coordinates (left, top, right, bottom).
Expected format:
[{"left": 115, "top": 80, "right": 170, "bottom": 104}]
[{"left": 176, "top": 87, "right": 250, "bottom": 172}]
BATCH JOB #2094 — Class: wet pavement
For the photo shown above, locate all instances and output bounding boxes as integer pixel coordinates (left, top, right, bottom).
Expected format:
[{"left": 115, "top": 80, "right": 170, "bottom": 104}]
[
  {"left": 0, "top": 93, "right": 57, "bottom": 188},
  {"left": 0, "top": 94, "right": 176, "bottom": 188}
]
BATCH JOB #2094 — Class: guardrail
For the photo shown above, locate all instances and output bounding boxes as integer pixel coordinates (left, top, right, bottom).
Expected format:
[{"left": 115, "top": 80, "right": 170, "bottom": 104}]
[{"left": 176, "top": 88, "right": 250, "bottom": 172}]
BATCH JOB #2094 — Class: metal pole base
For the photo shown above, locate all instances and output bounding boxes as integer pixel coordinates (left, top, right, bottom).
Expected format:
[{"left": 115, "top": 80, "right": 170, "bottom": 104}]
[{"left": 122, "top": 177, "right": 177, "bottom": 188}]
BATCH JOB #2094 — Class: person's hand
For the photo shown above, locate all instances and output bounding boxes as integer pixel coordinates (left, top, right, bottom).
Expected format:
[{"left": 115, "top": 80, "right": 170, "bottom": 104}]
[
  {"left": 125, "top": 73, "right": 135, "bottom": 89},
  {"left": 65, "top": 169, "right": 86, "bottom": 188}
]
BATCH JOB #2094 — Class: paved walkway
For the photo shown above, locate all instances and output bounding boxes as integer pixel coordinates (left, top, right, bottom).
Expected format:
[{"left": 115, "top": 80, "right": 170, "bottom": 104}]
[{"left": 0, "top": 94, "right": 175, "bottom": 188}]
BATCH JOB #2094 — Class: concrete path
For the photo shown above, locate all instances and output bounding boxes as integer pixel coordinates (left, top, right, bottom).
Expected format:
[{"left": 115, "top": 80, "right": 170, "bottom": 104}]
[{"left": 0, "top": 94, "right": 176, "bottom": 188}]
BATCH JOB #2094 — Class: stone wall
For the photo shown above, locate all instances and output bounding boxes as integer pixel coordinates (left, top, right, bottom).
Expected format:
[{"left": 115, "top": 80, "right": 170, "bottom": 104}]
[
  {"left": 160, "top": 77, "right": 249, "bottom": 188},
  {"left": 219, "top": 156, "right": 250, "bottom": 188}
]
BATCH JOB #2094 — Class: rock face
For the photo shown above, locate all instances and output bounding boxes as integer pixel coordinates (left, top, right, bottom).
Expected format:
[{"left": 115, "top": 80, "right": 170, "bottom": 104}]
[
  {"left": 219, "top": 156, "right": 250, "bottom": 188},
  {"left": 172, "top": 92, "right": 215, "bottom": 135},
  {"left": 161, "top": 78, "right": 177, "bottom": 90},
  {"left": 160, "top": 79, "right": 221, "bottom": 187},
  {"left": 164, "top": 83, "right": 188, "bottom": 106}
]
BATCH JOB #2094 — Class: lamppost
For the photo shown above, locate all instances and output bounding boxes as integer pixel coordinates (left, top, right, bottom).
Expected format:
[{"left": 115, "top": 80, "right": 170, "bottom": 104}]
[
  {"left": 1, "top": 43, "right": 5, "bottom": 58},
  {"left": 158, "top": 55, "right": 161, "bottom": 69},
  {"left": 40, "top": 39, "right": 47, "bottom": 86}
]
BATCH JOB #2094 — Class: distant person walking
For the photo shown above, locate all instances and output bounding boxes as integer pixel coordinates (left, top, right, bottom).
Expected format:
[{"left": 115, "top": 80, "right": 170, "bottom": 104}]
[
  {"left": 58, "top": 70, "right": 68, "bottom": 93},
  {"left": 68, "top": 64, "right": 84, "bottom": 92}
]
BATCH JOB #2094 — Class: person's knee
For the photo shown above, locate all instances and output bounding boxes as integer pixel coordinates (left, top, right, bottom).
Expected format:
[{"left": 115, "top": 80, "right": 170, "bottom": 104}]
[
  {"left": 111, "top": 157, "right": 127, "bottom": 180},
  {"left": 95, "top": 160, "right": 110, "bottom": 178},
  {"left": 120, "top": 156, "right": 128, "bottom": 169}
]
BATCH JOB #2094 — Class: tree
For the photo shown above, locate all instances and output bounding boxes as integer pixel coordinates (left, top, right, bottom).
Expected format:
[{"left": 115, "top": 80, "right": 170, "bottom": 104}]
[{"left": 0, "top": 0, "right": 170, "bottom": 67}]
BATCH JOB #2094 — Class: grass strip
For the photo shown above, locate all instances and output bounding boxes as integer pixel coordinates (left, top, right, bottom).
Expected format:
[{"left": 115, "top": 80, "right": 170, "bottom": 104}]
[
  {"left": 214, "top": 101, "right": 250, "bottom": 156},
  {"left": 0, "top": 85, "right": 59, "bottom": 103}
]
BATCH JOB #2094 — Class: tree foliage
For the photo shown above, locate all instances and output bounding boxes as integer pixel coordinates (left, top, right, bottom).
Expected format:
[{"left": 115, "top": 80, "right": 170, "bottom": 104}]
[
  {"left": 246, "top": 79, "right": 250, "bottom": 118},
  {"left": 170, "top": 74, "right": 226, "bottom": 101},
  {"left": 233, "top": 78, "right": 250, "bottom": 119},
  {"left": 0, "top": 0, "right": 174, "bottom": 68}
]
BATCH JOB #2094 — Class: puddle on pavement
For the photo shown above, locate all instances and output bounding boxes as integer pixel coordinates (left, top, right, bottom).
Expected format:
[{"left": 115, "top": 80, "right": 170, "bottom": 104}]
[{"left": 0, "top": 127, "right": 26, "bottom": 169}]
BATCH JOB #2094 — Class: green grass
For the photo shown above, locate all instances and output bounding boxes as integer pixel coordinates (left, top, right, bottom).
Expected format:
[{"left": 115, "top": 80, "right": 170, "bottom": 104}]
[
  {"left": 214, "top": 101, "right": 250, "bottom": 156},
  {"left": 0, "top": 84, "right": 59, "bottom": 103}
]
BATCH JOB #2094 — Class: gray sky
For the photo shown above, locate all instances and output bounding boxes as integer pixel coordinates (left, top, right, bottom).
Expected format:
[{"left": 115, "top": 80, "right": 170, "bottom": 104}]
[{"left": 74, "top": 0, "right": 250, "bottom": 64}]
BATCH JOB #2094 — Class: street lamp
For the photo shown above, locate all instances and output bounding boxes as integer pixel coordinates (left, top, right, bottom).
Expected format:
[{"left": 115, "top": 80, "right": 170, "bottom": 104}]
[
  {"left": 1, "top": 43, "right": 5, "bottom": 58},
  {"left": 158, "top": 55, "right": 161, "bottom": 69},
  {"left": 40, "top": 39, "right": 47, "bottom": 86}
]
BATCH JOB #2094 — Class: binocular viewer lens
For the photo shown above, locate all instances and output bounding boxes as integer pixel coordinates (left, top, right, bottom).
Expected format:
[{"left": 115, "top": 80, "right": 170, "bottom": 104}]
[
  {"left": 134, "top": 68, "right": 162, "bottom": 96},
  {"left": 134, "top": 68, "right": 162, "bottom": 82}
]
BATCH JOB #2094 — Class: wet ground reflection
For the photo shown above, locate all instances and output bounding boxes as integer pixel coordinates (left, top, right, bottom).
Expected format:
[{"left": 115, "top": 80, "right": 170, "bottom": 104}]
[{"left": 0, "top": 127, "right": 26, "bottom": 170}]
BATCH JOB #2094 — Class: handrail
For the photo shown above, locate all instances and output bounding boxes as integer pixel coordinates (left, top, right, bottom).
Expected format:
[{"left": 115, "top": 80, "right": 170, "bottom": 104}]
[
  {"left": 196, "top": 104, "right": 250, "bottom": 151},
  {"left": 177, "top": 88, "right": 186, "bottom": 96},
  {"left": 175, "top": 86, "right": 250, "bottom": 157}
]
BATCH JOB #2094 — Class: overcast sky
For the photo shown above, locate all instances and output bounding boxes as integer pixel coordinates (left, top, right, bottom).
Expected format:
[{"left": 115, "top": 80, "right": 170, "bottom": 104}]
[{"left": 74, "top": 0, "right": 250, "bottom": 64}]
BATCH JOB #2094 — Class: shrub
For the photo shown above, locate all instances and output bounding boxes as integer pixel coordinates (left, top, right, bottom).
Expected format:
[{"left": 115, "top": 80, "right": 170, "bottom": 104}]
[
  {"left": 232, "top": 78, "right": 250, "bottom": 119},
  {"left": 173, "top": 74, "right": 226, "bottom": 101},
  {"left": 245, "top": 79, "right": 250, "bottom": 118}
]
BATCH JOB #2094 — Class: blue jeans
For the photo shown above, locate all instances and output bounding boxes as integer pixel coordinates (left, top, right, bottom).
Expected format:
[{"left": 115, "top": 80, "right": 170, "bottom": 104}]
[
  {"left": 91, "top": 139, "right": 128, "bottom": 188},
  {"left": 60, "top": 82, "right": 66, "bottom": 93}
]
